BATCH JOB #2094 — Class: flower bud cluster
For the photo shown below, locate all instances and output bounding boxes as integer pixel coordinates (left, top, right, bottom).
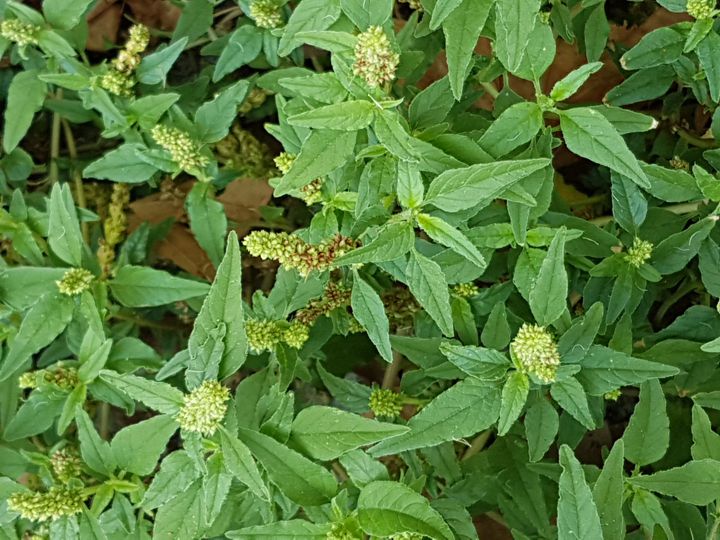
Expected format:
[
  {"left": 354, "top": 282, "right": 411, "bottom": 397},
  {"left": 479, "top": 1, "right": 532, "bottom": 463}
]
[
  {"left": 296, "top": 282, "right": 352, "bottom": 325},
  {"left": 510, "top": 324, "right": 561, "bottom": 384},
  {"left": 452, "top": 282, "right": 479, "bottom": 299},
  {"left": 669, "top": 156, "right": 690, "bottom": 170},
  {"left": 249, "top": 0, "right": 285, "bottom": 28},
  {"left": 687, "top": 0, "right": 715, "bottom": 19},
  {"left": 382, "top": 287, "right": 419, "bottom": 328},
  {"left": 326, "top": 521, "right": 363, "bottom": 540},
  {"left": 398, "top": 0, "right": 423, "bottom": 10},
  {"left": 246, "top": 318, "right": 310, "bottom": 352},
  {"left": 625, "top": 237, "right": 653, "bottom": 268},
  {"left": 56, "top": 268, "right": 94, "bottom": 296},
  {"left": 97, "top": 183, "right": 130, "bottom": 276},
  {"left": 239, "top": 87, "right": 270, "bottom": 114},
  {"left": 8, "top": 486, "right": 84, "bottom": 522},
  {"left": 50, "top": 448, "right": 83, "bottom": 483},
  {"left": 274, "top": 152, "right": 325, "bottom": 204},
  {"left": 0, "top": 19, "right": 40, "bottom": 47},
  {"left": 604, "top": 388, "right": 621, "bottom": 401},
  {"left": 152, "top": 125, "right": 209, "bottom": 173},
  {"left": 175, "top": 380, "right": 230, "bottom": 437},
  {"left": 243, "top": 231, "right": 356, "bottom": 276},
  {"left": 353, "top": 26, "right": 399, "bottom": 88},
  {"left": 20, "top": 365, "right": 80, "bottom": 392},
  {"left": 100, "top": 24, "right": 150, "bottom": 96},
  {"left": 369, "top": 388, "right": 404, "bottom": 418}
]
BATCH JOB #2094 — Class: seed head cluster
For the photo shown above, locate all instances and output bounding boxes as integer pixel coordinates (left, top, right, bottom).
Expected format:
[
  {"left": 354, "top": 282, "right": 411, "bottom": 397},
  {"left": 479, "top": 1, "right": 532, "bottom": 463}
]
[
  {"left": 296, "top": 282, "right": 352, "bottom": 325},
  {"left": 56, "top": 268, "right": 94, "bottom": 296},
  {"left": 243, "top": 231, "right": 356, "bottom": 276},
  {"left": 50, "top": 448, "right": 83, "bottom": 483},
  {"left": 353, "top": 26, "right": 399, "bottom": 88},
  {"left": 625, "top": 237, "right": 653, "bottom": 268},
  {"left": 246, "top": 319, "right": 310, "bottom": 352},
  {"left": 175, "top": 380, "right": 230, "bottom": 437},
  {"left": 8, "top": 486, "right": 84, "bottom": 522},
  {"left": 687, "top": 0, "right": 715, "bottom": 19},
  {"left": 151, "top": 125, "right": 209, "bottom": 173},
  {"left": 510, "top": 324, "right": 561, "bottom": 384},
  {"left": 100, "top": 24, "right": 150, "bottom": 96},
  {"left": 369, "top": 388, "right": 403, "bottom": 418},
  {"left": 382, "top": 287, "right": 420, "bottom": 329},
  {"left": 98, "top": 183, "right": 130, "bottom": 277},
  {"left": 0, "top": 19, "right": 40, "bottom": 47},
  {"left": 452, "top": 282, "right": 480, "bottom": 299},
  {"left": 249, "top": 0, "right": 284, "bottom": 29}
]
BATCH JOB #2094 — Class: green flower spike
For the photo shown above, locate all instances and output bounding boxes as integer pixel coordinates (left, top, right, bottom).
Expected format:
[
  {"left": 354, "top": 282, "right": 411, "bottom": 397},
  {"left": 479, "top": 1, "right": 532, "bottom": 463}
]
[
  {"left": 249, "top": 0, "right": 284, "bottom": 29},
  {"left": 510, "top": 323, "right": 561, "bottom": 384},
  {"left": 369, "top": 387, "right": 404, "bottom": 419},
  {"left": 625, "top": 237, "right": 653, "bottom": 268},
  {"left": 8, "top": 486, "right": 84, "bottom": 522},
  {"left": 353, "top": 26, "right": 400, "bottom": 88},
  {"left": 0, "top": 19, "right": 40, "bottom": 46},
  {"left": 56, "top": 268, "right": 94, "bottom": 296},
  {"left": 687, "top": 0, "right": 715, "bottom": 19},
  {"left": 175, "top": 380, "right": 230, "bottom": 437},
  {"left": 151, "top": 125, "right": 209, "bottom": 173}
]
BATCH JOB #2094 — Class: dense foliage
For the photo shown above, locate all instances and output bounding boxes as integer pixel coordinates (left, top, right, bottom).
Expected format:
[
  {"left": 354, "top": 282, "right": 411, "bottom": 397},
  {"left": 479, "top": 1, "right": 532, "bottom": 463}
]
[{"left": 2, "top": 0, "right": 720, "bottom": 538}]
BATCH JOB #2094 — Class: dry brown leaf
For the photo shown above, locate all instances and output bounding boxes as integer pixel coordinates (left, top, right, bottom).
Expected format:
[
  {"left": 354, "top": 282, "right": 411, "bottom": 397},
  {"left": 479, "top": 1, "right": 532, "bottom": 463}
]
[
  {"left": 86, "top": 0, "right": 123, "bottom": 51},
  {"left": 126, "top": 0, "right": 182, "bottom": 31}
]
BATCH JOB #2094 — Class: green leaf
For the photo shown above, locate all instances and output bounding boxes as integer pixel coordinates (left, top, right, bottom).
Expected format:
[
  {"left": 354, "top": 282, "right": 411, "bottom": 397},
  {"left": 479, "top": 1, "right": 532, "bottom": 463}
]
[
  {"left": 691, "top": 405, "right": 720, "bottom": 460},
  {"left": 194, "top": 80, "right": 250, "bottom": 143},
  {"left": 99, "top": 371, "right": 184, "bottom": 414},
  {"left": 370, "top": 378, "right": 501, "bottom": 456},
  {"left": 43, "top": 0, "right": 93, "bottom": 29},
  {"left": 498, "top": 371, "right": 530, "bottom": 436},
  {"left": 75, "top": 409, "right": 116, "bottom": 476},
  {"left": 525, "top": 396, "right": 559, "bottom": 461},
  {"left": 111, "top": 415, "right": 178, "bottom": 476},
  {"left": 529, "top": 228, "right": 567, "bottom": 326},
  {"left": 278, "top": 0, "right": 341, "bottom": 56},
  {"left": 430, "top": 0, "right": 463, "bottom": 29},
  {"left": 417, "top": 213, "right": 486, "bottom": 270},
  {"left": 48, "top": 183, "right": 84, "bottom": 266},
  {"left": 627, "top": 459, "right": 720, "bottom": 505},
  {"left": 408, "top": 77, "right": 454, "bottom": 130},
  {"left": 406, "top": 250, "right": 453, "bottom": 337},
  {"left": 620, "top": 27, "right": 684, "bottom": 70},
  {"left": 425, "top": 158, "right": 550, "bottom": 212},
  {"left": 698, "top": 31, "right": 720, "bottom": 103},
  {"left": 213, "top": 25, "right": 263, "bottom": 81},
  {"left": 550, "top": 62, "right": 603, "bottom": 102},
  {"left": 611, "top": 171, "right": 647, "bottom": 233},
  {"left": 478, "top": 102, "right": 543, "bottom": 158},
  {"left": 694, "top": 164, "right": 720, "bottom": 202},
  {"left": 129, "top": 93, "right": 180, "bottom": 129},
  {"left": 577, "top": 345, "right": 679, "bottom": 395},
  {"left": 153, "top": 479, "right": 204, "bottom": 539},
  {"left": 651, "top": 216, "right": 715, "bottom": 275},
  {"left": 641, "top": 162, "right": 703, "bottom": 202},
  {"left": 557, "top": 445, "right": 604, "bottom": 540},
  {"left": 83, "top": 144, "right": 158, "bottom": 183},
  {"left": 622, "top": 379, "right": 669, "bottom": 466},
  {"left": 340, "top": 0, "right": 392, "bottom": 28},
  {"left": 172, "top": 0, "right": 213, "bottom": 42},
  {"left": 226, "top": 520, "right": 331, "bottom": 539},
  {"left": 559, "top": 107, "right": 648, "bottom": 189},
  {"left": 374, "top": 109, "right": 419, "bottom": 162},
  {"left": 187, "top": 182, "right": 228, "bottom": 268},
  {"left": 187, "top": 231, "right": 247, "bottom": 387},
  {"left": 494, "top": 0, "right": 540, "bottom": 74},
  {"left": 335, "top": 222, "right": 415, "bottom": 266},
  {"left": 357, "top": 481, "right": 454, "bottom": 540},
  {"left": 439, "top": 342, "right": 511, "bottom": 381},
  {"left": 3, "top": 70, "right": 46, "bottom": 153},
  {"left": 275, "top": 130, "right": 357, "bottom": 195},
  {"left": 316, "top": 362, "right": 372, "bottom": 414},
  {"left": 143, "top": 451, "right": 200, "bottom": 510},
  {"left": 109, "top": 265, "right": 209, "bottom": 308},
  {"left": 397, "top": 161, "right": 424, "bottom": 209},
  {"left": 551, "top": 377, "right": 595, "bottom": 429},
  {"left": 3, "top": 390, "right": 65, "bottom": 440},
  {"left": 0, "top": 292, "right": 74, "bottom": 381},
  {"left": 136, "top": 38, "right": 188, "bottom": 85},
  {"left": 351, "top": 272, "right": 393, "bottom": 363},
  {"left": 592, "top": 440, "right": 625, "bottom": 540},
  {"left": 443, "top": 0, "right": 494, "bottom": 99},
  {"left": 237, "top": 427, "right": 337, "bottom": 506},
  {"left": 218, "top": 426, "right": 270, "bottom": 501},
  {"left": 288, "top": 100, "right": 376, "bottom": 131}
]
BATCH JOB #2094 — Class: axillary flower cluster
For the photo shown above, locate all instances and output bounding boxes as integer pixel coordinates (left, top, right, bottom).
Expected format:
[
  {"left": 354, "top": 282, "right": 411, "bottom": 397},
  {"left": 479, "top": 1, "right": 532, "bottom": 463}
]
[
  {"left": 175, "top": 380, "right": 230, "bottom": 437},
  {"left": 274, "top": 152, "right": 324, "bottom": 205},
  {"left": 151, "top": 125, "right": 209, "bottom": 174},
  {"left": 510, "top": 324, "right": 561, "bottom": 383},
  {"left": 624, "top": 237, "right": 653, "bottom": 268},
  {"left": 249, "top": 0, "right": 285, "bottom": 29},
  {"left": 243, "top": 230, "right": 356, "bottom": 276},
  {"left": 0, "top": 18, "right": 40, "bottom": 47},
  {"left": 100, "top": 24, "right": 150, "bottom": 96},
  {"left": 368, "top": 387, "right": 404, "bottom": 419},
  {"left": 353, "top": 26, "right": 399, "bottom": 88},
  {"left": 687, "top": 0, "right": 716, "bottom": 19},
  {"left": 8, "top": 486, "right": 84, "bottom": 522},
  {"left": 56, "top": 268, "right": 94, "bottom": 296},
  {"left": 97, "top": 183, "right": 130, "bottom": 277},
  {"left": 246, "top": 318, "right": 310, "bottom": 352}
]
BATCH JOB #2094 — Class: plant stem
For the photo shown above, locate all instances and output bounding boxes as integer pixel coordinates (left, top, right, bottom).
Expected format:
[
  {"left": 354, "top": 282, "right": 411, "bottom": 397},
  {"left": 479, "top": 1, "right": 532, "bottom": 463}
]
[
  {"left": 461, "top": 429, "right": 491, "bottom": 461},
  {"left": 480, "top": 81, "right": 499, "bottom": 99},
  {"left": 382, "top": 351, "right": 404, "bottom": 389},
  {"left": 61, "top": 119, "right": 89, "bottom": 242},
  {"left": 708, "top": 512, "right": 720, "bottom": 539},
  {"left": 48, "top": 105, "right": 62, "bottom": 184},
  {"left": 675, "top": 127, "right": 718, "bottom": 149},
  {"left": 589, "top": 201, "right": 703, "bottom": 226}
]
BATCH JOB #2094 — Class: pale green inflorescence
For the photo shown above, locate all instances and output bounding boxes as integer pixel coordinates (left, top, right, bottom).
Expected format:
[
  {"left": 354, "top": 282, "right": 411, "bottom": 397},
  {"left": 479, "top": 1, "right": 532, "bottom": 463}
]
[
  {"left": 353, "top": 26, "right": 400, "bottom": 88},
  {"left": 326, "top": 522, "right": 363, "bottom": 540},
  {"left": 246, "top": 318, "right": 284, "bottom": 352},
  {"left": 625, "top": 237, "right": 653, "bottom": 268},
  {"left": 8, "top": 486, "right": 84, "bottom": 522},
  {"left": 283, "top": 321, "right": 310, "bottom": 350},
  {"left": 369, "top": 388, "right": 403, "bottom": 418},
  {"left": 273, "top": 151, "right": 296, "bottom": 175},
  {"left": 56, "top": 268, "right": 94, "bottom": 296},
  {"left": 510, "top": 323, "right": 561, "bottom": 384},
  {"left": 0, "top": 19, "right": 41, "bottom": 46},
  {"left": 249, "top": 0, "right": 284, "bottom": 29},
  {"left": 687, "top": 0, "right": 715, "bottom": 19},
  {"left": 50, "top": 448, "right": 83, "bottom": 484},
  {"left": 452, "top": 282, "right": 479, "bottom": 299},
  {"left": 151, "top": 125, "right": 209, "bottom": 173},
  {"left": 175, "top": 380, "right": 230, "bottom": 437}
]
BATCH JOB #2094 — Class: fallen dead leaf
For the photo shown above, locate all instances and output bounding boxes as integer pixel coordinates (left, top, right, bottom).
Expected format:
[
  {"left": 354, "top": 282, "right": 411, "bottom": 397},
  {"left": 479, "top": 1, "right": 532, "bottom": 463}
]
[{"left": 86, "top": 0, "right": 122, "bottom": 52}]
